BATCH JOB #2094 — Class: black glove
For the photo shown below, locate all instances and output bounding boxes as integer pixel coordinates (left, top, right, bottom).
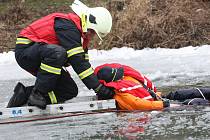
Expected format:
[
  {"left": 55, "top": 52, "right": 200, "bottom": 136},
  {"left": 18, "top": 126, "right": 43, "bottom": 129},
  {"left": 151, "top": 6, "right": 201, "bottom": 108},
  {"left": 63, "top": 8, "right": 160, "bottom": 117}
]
[
  {"left": 163, "top": 99, "right": 170, "bottom": 108},
  {"left": 94, "top": 84, "right": 115, "bottom": 100}
]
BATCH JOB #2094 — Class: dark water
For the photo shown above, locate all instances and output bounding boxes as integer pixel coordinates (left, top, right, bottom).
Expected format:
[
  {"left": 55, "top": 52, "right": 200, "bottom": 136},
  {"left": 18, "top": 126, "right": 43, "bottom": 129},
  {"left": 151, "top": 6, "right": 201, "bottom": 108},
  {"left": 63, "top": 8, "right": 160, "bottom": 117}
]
[{"left": 1, "top": 77, "right": 210, "bottom": 140}]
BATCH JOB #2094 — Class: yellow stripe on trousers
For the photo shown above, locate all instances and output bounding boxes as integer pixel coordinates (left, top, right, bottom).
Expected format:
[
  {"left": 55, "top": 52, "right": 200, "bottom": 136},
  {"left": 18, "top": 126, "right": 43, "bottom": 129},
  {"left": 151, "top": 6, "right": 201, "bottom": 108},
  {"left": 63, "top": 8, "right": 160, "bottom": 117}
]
[
  {"left": 40, "top": 63, "right": 61, "bottom": 75},
  {"left": 48, "top": 91, "right": 57, "bottom": 104}
]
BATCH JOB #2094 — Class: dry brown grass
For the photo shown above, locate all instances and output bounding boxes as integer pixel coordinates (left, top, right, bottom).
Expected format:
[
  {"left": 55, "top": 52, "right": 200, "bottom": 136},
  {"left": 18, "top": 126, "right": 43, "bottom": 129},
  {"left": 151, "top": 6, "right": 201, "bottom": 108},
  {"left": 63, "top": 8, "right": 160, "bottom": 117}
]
[
  {"left": 0, "top": 0, "right": 29, "bottom": 52},
  {"left": 0, "top": 0, "right": 72, "bottom": 52},
  {"left": 101, "top": 0, "right": 210, "bottom": 50},
  {"left": 0, "top": 0, "right": 210, "bottom": 52}
]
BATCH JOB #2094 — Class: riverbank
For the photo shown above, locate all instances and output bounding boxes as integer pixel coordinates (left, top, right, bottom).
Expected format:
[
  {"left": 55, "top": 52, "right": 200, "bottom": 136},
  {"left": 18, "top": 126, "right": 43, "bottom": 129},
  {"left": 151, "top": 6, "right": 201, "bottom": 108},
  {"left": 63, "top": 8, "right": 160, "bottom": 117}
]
[{"left": 0, "top": 0, "right": 210, "bottom": 52}]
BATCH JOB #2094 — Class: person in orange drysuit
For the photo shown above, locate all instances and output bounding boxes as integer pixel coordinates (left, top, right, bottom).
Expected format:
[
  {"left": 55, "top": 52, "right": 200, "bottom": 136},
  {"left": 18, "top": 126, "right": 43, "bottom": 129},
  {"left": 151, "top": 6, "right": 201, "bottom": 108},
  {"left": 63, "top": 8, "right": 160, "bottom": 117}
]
[{"left": 94, "top": 63, "right": 170, "bottom": 111}]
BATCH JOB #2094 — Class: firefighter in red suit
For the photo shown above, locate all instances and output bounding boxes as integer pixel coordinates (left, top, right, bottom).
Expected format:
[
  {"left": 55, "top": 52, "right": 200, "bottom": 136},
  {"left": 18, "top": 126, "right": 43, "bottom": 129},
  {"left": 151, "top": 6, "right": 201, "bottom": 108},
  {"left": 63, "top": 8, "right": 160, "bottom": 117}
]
[{"left": 7, "top": 0, "right": 114, "bottom": 109}]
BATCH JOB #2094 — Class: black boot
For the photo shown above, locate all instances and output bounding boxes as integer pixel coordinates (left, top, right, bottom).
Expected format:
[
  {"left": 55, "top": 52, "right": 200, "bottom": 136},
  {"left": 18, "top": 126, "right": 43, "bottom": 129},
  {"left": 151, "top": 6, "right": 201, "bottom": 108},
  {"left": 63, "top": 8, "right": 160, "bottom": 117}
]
[
  {"left": 7, "top": 82, "right": 31, "bottom": 108},
  {"left": 28, "top": 88, "right": 47, "bottom": 110}
]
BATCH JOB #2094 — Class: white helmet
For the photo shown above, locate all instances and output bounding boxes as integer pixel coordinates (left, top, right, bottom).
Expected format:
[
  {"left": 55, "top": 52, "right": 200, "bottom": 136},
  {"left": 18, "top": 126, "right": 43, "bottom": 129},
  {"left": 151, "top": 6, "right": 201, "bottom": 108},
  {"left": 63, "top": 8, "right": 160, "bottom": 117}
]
[{"left": 71, "top": 0, "right": 112, "bottom": 40}]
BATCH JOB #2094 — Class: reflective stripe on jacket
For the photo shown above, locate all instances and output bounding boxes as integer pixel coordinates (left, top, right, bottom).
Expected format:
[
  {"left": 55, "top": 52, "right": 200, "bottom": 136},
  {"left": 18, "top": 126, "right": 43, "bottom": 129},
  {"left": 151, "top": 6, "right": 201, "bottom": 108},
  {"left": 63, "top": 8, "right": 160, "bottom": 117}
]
[{"left": 114, "top": 76, "right": 163, "bottom": 110}]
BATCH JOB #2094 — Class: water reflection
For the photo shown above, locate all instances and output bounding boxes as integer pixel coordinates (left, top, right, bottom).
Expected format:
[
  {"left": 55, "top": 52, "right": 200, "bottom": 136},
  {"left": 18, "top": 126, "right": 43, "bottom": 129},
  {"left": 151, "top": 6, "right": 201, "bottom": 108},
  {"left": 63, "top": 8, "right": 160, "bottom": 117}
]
[
  {"left": 85, "top": 106, "right": 210, "bottom": 140},
  {"left": 116, "top": 112, "right": 153, "bottom": 140},
  {"left": 1, "top": 104, "right": 210, "bottom": 139},
  {"left": 139, "top": 106, "right": 210, "bottom": 140}
]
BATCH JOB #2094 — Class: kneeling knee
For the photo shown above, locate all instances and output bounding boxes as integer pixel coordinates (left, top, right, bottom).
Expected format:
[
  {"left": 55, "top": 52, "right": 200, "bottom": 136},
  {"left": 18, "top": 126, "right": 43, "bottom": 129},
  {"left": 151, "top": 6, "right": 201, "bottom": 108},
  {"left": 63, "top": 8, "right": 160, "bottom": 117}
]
[
  {"left": 45, "top": 45, "right": 67, "bottom": 65},
  {"left": 53, "top": 46, "right": 67, "bottom": 64}
]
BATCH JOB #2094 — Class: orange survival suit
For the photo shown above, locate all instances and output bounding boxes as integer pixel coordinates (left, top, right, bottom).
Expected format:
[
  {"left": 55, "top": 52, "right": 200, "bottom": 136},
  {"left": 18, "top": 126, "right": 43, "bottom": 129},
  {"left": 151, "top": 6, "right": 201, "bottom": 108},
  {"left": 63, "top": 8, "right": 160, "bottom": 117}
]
[{"left": 95, "top": 63, "right": 170, "bottom": 111}]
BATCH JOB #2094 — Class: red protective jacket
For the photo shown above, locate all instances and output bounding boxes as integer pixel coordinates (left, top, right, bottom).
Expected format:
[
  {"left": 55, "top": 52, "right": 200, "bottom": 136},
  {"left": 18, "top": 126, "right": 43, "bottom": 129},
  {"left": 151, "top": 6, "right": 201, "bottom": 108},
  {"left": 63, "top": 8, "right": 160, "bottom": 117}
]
[
  {"left": 94, "top": 63, "right": 164, "bottom": 111},
  {"left": 19, "top": 13, "right": 89, "bottom": 48},
  {"left": 94, "top": 63, "right": 157, "bottom": 99}
]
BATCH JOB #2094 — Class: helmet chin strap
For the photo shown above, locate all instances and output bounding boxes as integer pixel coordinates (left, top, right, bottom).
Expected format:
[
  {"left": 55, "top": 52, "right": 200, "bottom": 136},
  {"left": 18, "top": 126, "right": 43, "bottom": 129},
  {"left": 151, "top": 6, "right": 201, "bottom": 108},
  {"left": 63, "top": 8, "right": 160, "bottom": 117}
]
[
  {"left": 94, "top": 40, "right": 102, "bottom": 48},
  {"left": 98, "top": 40, "right": 102, "bottom": 45},
  {"left": 86, "top": 29, "right": 103, "bottom": 46},
  {"left": 94, "top": 36, "right": 103, "bottom": 46}
]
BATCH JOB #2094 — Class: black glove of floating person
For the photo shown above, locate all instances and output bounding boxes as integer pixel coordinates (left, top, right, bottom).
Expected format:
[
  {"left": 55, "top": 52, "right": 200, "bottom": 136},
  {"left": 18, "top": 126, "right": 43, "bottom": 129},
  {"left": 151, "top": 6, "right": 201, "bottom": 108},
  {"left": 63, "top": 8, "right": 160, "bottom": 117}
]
[
  {"left": 162, "top": 99, "right": 170, "bottom": 108},
  {"left": 94, "top": 84, "right": 115, "bottom": 100}
]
